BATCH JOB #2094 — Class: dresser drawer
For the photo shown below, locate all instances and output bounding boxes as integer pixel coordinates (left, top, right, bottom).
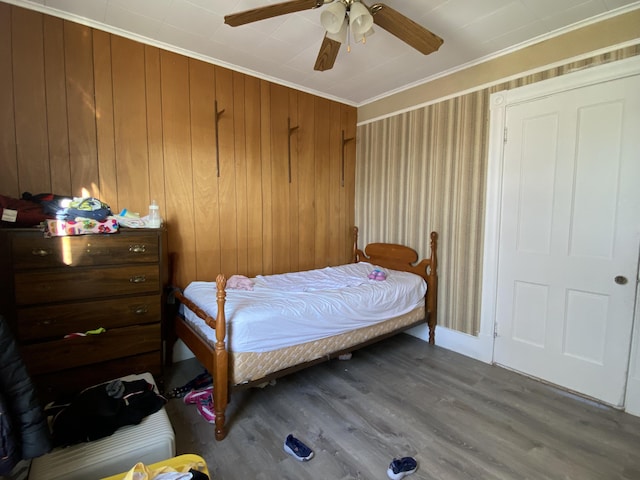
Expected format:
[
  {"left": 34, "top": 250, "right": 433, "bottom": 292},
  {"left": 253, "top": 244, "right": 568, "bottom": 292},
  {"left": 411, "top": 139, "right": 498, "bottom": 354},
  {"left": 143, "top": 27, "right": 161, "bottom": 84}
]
[
  {"left": 16, "top": 294, "right": 162, "bottom": 342},
  {"left": 20, "top": 323, "right": 161, "bottom": 375},
  {"left": 11, "top": 232, "right": 159, "bottom": 269},
  {"left": 32, "top": 352, "right": 163, "bottom": 403},
  {"left": 14, "top": 264, "right": 160, "bottom": 305}
]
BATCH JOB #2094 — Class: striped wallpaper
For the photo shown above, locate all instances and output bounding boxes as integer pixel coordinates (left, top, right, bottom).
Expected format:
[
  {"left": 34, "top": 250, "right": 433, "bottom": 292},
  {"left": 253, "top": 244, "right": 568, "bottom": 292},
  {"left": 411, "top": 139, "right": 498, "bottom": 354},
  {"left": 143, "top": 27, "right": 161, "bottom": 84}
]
[{"left": 355, "top": 44, "right": 640, "bottom": 335}]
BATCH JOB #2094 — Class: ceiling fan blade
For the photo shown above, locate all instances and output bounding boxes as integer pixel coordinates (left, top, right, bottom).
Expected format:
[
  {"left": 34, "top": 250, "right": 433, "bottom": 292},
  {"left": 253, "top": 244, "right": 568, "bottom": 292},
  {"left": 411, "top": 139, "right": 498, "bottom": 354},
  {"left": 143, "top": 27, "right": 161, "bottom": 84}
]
[
  {"left": 225, "top": 0, "right": 328, "bottom": 27},
  {"left": 370, "top": 3, "right": 443, "bottom": 55},
  {"left": 314, "top": 35, "right": 341, "bottom": 71}
]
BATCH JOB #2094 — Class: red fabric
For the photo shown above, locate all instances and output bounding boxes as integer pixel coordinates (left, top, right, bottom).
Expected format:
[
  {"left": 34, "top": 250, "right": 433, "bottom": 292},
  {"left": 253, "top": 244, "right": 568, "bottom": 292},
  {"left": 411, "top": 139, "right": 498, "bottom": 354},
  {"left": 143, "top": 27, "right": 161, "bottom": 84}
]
[{"left": 0, "top": 194, "right": 50, "bottom": 227}]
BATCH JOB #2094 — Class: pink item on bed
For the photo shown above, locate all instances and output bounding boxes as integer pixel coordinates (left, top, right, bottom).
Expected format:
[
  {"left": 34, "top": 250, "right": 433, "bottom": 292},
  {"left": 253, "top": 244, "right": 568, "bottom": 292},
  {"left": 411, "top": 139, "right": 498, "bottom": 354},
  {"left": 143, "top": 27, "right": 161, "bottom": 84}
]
[{"left": 227, "top": 274, "right": 254, "bottom": 291}]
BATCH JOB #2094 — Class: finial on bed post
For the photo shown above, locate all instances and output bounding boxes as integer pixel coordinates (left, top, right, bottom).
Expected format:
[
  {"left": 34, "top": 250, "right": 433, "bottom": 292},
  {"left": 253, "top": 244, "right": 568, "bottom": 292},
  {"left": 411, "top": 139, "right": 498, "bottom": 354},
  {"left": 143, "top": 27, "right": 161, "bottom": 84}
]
[
  {"left": 353, "top": 226, "right": 359, "bottom": 262},
  {"left": 428, "top": 232, "right": 439, "bottom": 345},
  {"left": 214, "top": 274, "right": 228, "bottom": 440}
]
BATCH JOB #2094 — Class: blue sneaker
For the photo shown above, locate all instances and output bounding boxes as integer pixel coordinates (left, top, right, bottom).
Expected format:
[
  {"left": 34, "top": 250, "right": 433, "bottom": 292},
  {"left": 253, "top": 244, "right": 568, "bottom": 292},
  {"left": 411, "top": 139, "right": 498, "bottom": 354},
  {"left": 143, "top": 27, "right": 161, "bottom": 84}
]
[
  {"left": 284, "top": 434, "right": 314, "bottom": 461},
  {"left": 387, "top": 457, "right": 418, "bottom": 479}
]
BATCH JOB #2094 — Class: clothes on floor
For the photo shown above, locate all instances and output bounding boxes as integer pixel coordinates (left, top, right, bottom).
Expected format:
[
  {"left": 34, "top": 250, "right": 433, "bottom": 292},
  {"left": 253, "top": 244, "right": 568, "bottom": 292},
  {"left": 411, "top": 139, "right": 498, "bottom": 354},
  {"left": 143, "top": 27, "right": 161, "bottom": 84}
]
[
  {"left": 48, "top": 378, "right": 166, "bottom": 447},
  {"left": 165, "top": 371, "right": 212, "bottom": 399}
]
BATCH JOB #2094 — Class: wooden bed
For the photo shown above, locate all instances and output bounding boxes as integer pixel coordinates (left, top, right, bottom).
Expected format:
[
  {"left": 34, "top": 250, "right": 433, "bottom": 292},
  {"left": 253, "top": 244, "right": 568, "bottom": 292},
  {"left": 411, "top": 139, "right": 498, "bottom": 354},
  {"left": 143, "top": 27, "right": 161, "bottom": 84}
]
[{"left": 173, "top": 227, "right": 438, "bottom": 440}]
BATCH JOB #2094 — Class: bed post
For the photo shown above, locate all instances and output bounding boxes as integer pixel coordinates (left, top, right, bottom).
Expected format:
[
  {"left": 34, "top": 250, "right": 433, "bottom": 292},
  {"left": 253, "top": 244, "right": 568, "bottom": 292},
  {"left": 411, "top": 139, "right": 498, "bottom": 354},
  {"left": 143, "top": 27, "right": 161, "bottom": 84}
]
[
  {"left": 427, "top": 232, "right": 439, "bottom": 344},
  {"left": 213, "top": 274, "right": 229, "bottom": 440}
]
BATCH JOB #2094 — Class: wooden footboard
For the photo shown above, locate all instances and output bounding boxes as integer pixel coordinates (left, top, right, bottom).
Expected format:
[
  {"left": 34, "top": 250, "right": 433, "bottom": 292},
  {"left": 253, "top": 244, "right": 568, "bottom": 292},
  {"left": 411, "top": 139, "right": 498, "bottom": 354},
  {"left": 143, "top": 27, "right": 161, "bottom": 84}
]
[{"left": 173, "top": 229, "right": 439, "bottom": 440}]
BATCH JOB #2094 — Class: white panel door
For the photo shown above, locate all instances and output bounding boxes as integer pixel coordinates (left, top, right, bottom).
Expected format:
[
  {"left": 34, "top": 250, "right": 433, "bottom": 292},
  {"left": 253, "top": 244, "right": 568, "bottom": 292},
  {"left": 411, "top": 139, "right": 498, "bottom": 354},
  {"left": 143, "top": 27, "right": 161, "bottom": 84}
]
[{"left": 493, "top": 74, "right": 640, "bottom": 406}]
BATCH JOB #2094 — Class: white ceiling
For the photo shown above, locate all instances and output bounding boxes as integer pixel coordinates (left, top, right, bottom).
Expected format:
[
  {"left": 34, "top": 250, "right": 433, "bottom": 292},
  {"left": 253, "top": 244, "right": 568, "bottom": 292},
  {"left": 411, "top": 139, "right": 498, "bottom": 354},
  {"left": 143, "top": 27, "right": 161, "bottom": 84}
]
[{"left": 6, "top": 0, "right": 640, "bottom": 105}]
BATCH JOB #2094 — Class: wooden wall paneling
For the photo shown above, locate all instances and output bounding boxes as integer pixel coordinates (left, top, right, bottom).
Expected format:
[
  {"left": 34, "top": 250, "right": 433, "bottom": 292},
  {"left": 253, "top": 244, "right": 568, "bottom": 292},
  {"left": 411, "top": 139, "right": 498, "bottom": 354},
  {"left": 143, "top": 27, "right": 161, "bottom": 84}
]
[
  {"left": 343, "top": 105, "right": 357, "bottom": 262},
  {"left": 12, "top": 7, "right": 50, "bottom": 195},
  {"left": 144, "top": 46, "right": 166, "bottom": 217},
  {"left": 111, "top": 36, "right": 149, "bottom": 215},
  {"left": 92, "top": 30, "right": 117, "bottom": 208},
  {"left": 233, "top": 71, "right": 248, "bottom": 276},
  {"left": 214, "top": 66, "right": 238, "bottom": 277},
  {"left": 189, "top": 59, "right": 220, "bottom": 280},
  {"left": 328, "top": 100, "right": 343, "bottom": 266},
  {"left": 288, "top": 89, "right": 300, "bottom": 272},
  {"left": 63, "top": 21, "right": 99, "bottom": 197},
  {"left": 244, "top": 76, "right": 263, "bottom": 277},
  {"left": 44, "top": 15, "right": 71, "bottom": 196},
  {"left": 269, "top": 83, "right": 291, "bottom": 273},
  {"left": 313, "top": 97, "right": 331, "bottom": 267},
  {"left": 0, "top": 3, "right": 18, "bottom": 197},
  {"left": 260, "top": 80, "right": 273, "bottom": 274},
  {"left": 160, "top": 51, "right": 196, "bottom": 287},
  {"left": 296, "top": 92, "right": 316, "bottom": 272}
]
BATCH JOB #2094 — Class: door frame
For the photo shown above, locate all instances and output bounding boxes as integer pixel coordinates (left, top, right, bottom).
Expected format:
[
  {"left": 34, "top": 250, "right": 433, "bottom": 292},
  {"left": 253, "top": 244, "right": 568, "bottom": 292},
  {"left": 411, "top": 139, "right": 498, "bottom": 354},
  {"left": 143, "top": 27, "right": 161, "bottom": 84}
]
[{"left": 481, "top": 54, "right": 640, "bottom": 413}]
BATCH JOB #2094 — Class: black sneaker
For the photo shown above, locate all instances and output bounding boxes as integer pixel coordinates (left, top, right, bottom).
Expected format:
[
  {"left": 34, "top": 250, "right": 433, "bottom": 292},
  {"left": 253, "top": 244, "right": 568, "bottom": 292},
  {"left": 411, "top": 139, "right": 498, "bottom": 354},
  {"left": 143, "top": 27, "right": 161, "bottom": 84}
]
[
  {"left": 387, "top": 457, "right": 418, "bottom": 479},
  {"left": 284, "top": 434, "right": 314, "bottom": 461}
]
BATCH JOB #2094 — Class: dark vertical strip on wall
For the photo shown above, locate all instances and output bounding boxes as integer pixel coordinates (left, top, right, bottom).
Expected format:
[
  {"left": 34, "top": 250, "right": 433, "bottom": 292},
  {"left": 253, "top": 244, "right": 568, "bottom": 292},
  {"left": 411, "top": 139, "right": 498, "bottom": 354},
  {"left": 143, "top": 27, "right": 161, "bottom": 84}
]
[
  {"left": 297, "top": 92, "right": 316, "bottom": 272},
  {"left": 93, "top": 30, "right": 117, "bottom": 207},
  {"left": 12, "top": 8, "right": 50, "bottom": 194},
  {"left": 244, "top": 75, "right": 264, "bottom": 277},
  {"left": 189, "top": 59, "right": 220, "bottom": 280},
  {"left": 44, "top": 15, "right": 72, "bottom": 196},
  {"left": 216, "top": 66, "right": 238, "bottom": 277},
  {"left": 64, "top": 21, "right": 98, "bottom": 197},
  {"left": 144, "top": 45, "right": 166, "bottom": 221},
  {"left": 160, "top": 51, "right": 196, "bottom": 287},
  {"left": 0, "top": 3, "right": 18, "bottom": 197},
  {"left": 233, "top": 71, "right": 249, "bottom": 276}
]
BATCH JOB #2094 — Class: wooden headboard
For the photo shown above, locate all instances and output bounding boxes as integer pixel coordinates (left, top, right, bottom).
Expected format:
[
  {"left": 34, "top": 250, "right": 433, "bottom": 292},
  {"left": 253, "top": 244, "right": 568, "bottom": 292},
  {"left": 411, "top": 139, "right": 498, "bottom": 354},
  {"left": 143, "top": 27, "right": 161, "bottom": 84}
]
[{"left": 352, "top": 226, "right": 439, "bottom": 343}]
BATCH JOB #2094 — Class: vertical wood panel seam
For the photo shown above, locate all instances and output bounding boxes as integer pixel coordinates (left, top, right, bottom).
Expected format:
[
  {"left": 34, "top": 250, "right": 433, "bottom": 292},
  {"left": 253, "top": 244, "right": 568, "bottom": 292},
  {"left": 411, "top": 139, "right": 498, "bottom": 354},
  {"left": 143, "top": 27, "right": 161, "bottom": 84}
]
[
  {"left": 60, "top": 19, "right": 72, "bottom": 192},
  {"left": 39, "top": 12, "right": 53, "bottom": 192},
  {"left": 7, "top": 7, "right": 18, "bottom": 193}
]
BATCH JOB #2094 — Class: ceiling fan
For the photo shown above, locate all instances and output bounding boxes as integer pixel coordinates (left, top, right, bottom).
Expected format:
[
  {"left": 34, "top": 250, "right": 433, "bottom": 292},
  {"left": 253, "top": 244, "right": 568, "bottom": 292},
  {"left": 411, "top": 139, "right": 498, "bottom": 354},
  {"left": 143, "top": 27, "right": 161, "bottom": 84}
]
[{"left": 224, "top": 0, "right": 443, "bottom": 71}]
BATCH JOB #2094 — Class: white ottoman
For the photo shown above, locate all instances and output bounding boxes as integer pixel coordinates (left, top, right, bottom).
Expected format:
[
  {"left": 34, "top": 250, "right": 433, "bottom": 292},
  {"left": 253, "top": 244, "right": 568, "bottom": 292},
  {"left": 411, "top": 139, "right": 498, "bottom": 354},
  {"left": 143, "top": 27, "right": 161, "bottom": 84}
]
[{"left": 29, "top": 372, "right": 175, "bottom": 480}]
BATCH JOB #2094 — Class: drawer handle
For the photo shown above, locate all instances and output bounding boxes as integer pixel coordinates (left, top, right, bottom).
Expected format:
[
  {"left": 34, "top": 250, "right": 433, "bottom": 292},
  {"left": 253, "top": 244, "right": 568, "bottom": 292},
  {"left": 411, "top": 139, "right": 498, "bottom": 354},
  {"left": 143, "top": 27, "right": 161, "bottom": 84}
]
[
  {"left": 133, "top": 305, "right": 149, "bottom": 315},
  {"left": 31, "top": 248, "right": 51, "bottom": 257},
  {"left": 129, "top": 275, "right": 147, "bottom": 283},
  {"left": 129, "top": 244, "right": 147, "bottom": 253}
]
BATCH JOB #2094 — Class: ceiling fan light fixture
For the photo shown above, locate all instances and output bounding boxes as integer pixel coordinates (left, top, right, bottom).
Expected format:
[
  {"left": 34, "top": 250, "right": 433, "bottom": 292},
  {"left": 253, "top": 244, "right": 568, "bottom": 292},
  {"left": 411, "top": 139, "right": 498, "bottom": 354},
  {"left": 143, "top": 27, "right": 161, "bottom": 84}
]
[
  {"left": 320, "top": 1, "right": 347, "bottom": 34},
  {"left": 348, "top": 1, "right": 373, "bottom": 35},
  {"left": 224, "top": 0, "right": 443, "bottom": 72},
  {"left": 326, "top": 17, "right": 348, "bottom": 44},
  {"left": 353, "top": 26, "right": 374, "bottom": 44}
]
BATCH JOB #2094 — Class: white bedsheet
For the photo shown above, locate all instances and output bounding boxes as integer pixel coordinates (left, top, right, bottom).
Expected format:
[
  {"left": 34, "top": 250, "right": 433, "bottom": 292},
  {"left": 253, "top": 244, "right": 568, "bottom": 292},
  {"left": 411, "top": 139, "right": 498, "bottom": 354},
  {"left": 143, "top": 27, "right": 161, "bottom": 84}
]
[{"left": 179, "top": 262, "right": 427, "bottom": 353}]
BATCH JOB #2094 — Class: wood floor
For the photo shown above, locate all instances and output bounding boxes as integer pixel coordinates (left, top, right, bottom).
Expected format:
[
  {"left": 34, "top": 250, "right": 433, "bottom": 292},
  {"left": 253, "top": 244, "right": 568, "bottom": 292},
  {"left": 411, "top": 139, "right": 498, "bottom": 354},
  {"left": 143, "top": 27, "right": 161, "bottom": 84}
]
[{"left": 164, "top": 334, "right": 640, "bottom": 480}]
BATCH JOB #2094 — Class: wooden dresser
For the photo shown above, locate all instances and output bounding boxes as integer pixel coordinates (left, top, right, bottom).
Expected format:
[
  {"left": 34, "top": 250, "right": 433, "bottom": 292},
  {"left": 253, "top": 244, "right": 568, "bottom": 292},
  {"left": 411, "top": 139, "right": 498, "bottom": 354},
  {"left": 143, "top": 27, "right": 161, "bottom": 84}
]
[{"left": 0, "top": 227, "right": 169, "bottom": 402}]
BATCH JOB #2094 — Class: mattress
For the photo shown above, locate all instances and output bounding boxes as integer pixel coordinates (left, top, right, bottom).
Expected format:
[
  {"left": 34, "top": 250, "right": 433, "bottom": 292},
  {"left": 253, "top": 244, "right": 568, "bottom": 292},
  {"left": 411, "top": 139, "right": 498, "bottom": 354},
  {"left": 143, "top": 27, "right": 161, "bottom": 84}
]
[
  {"left": 179, "top": 262, "right": 427, "bottom": 384},
  {"left": 180, "top": 261, "right": 427, "bottom": 353},
  {"left": 28, "top": 373, "right": 175, "bottom": 480},
  {"left": 229, "top": 305, "right": 425, "bottom": 384}
]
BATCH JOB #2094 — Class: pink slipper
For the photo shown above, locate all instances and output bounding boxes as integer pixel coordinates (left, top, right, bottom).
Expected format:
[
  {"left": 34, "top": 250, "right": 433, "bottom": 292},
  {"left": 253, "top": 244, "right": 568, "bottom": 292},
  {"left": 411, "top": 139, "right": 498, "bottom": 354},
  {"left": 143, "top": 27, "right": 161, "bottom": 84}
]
[
  {"left": 196, "top": 398, "right": 216, "bottom": 423},
  {"left": 183, "top": 386, "right": 213, "bottom": 405},
  {"left": 375, "top": 271, "right": 387, "bottom": 280}
]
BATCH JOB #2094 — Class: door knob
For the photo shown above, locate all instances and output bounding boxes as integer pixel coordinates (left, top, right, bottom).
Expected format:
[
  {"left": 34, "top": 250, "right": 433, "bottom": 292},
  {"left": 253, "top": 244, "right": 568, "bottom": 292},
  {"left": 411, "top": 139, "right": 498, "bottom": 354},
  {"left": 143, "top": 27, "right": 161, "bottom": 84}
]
[{"left": 614, "top": 275, "right": 628, "bottom": 285}]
